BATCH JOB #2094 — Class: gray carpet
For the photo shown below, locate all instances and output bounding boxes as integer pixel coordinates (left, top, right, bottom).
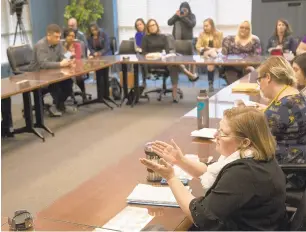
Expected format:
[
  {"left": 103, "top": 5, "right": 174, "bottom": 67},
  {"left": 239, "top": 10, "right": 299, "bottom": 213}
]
[{"left": 1, "top": 73, "right": 223, "bottom": 217}]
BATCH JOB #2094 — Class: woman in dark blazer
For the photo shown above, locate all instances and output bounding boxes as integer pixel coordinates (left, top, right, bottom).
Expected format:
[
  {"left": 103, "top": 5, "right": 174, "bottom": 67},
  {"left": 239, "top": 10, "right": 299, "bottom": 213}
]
[
  {"left": 267, "top": 19, "right": 297, "bottom": 54},
  {"left": 87, "top": 23, "right": 112, "bottom": 99},
  {"left": 140, "top": 107, "right": 288, "bottom": 231}
]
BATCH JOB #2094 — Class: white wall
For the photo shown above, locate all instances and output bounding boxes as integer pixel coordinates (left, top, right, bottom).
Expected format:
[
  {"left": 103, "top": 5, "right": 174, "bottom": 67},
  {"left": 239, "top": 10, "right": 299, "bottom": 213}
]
[{"left": 117, "top": 0, "right": 252, "bottom": 43}]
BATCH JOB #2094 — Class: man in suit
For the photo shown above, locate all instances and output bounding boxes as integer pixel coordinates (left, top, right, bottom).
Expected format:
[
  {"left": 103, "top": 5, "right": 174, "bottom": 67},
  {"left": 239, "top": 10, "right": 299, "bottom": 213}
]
[{"left": 29, "top": 24, "right": 73, "bottom": 116}]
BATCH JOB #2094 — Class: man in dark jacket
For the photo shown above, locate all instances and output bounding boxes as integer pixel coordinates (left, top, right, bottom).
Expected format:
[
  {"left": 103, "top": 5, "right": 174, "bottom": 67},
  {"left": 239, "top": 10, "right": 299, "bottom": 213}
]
[{"left": 167, "top": 2, "right": 196, "bottom": 40}]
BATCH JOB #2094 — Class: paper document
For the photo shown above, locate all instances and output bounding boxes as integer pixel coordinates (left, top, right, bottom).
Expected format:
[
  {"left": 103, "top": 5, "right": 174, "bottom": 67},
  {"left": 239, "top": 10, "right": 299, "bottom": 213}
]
[
  {"left": 94, "top": 206, "right": 154, "bottom": 232},
  {"left": 191, "top": 128, "right": 217, "bottom": 139},
  {"left": 127, "top": 184, "right": 190, "bottom": 207}
]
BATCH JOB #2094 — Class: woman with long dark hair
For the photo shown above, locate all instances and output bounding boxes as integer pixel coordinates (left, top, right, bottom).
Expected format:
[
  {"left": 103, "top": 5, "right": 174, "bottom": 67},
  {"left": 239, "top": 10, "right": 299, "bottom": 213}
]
[{"left": 267, "top": 19, "right": 296, "bottom": 54}]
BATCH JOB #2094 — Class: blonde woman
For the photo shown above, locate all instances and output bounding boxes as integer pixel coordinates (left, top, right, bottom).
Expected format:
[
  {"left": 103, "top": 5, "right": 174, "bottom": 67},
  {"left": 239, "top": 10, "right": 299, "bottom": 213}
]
[
  {"left": 140, "top": 107, "right": 287, "bottom": 230},
  {"left": 222, "top": 21, "right": 262, "bottom": 84},
  {"left": 256, "top": 57, "right": 306, "bottom": 190},
  {"left": 196, "top": 18, "right": 223, "bottom": 92}
]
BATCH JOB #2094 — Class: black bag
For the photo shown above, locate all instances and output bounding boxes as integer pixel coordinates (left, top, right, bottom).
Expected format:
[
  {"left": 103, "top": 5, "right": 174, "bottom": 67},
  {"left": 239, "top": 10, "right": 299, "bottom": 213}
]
[{"left": 110, "top": 77, "right": 122, "bottom": 100}]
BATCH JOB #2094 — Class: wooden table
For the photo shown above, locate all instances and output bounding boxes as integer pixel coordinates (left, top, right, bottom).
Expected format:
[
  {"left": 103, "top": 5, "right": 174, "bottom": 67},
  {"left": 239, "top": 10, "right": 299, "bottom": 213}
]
[
  {"left": 1, "top": 217, "right": 95, "bottom": 231},
  {"left": 31, "top": 73, "right": 264, "bottom": 231},
  {"left": 1, "top": 60, "right": 119, "bottom": 141}
]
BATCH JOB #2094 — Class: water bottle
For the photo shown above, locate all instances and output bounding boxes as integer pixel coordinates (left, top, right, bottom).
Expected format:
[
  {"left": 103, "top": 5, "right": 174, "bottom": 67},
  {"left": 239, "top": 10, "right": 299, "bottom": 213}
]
[
  {"left": 197, "top": 89, "right": 209, "bottom": 129},
  {"left": 161, "top": 49, "right": 166, "bottom": 61}
]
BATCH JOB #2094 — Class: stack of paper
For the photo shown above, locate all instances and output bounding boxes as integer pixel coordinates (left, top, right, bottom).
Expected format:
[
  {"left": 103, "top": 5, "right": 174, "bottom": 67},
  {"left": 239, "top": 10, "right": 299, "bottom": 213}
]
[
  {"left": 127, "top": 184, "right": 190, "bottom": 207},
  {"left": 191, "top": 128, "right": 217, "bottom": 139},
  {"left": 94, "top": 206, "right": 154, "bottom": 232},
  {"left": 232, "top": 83, "right": 259, "bottom": 92}
]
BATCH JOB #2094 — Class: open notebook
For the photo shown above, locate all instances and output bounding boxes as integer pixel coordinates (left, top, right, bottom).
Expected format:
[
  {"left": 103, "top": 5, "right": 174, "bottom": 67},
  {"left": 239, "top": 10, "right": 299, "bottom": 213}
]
[
  {"left": 191, "top": 128, "right": 217, "bottom": 139},
  {"left": 127, "top": 184, "right": 190, "bottom": 207}
]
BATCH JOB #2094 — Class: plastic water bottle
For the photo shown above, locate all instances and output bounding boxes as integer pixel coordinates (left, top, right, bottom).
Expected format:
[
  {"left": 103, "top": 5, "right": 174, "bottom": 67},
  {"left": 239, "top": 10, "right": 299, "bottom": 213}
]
[
  {"left": 161, "top": 49, "right": 166, "bottom": 61},
  {"left": 197, "top": 89, "right": 209, "bottom": 129}
]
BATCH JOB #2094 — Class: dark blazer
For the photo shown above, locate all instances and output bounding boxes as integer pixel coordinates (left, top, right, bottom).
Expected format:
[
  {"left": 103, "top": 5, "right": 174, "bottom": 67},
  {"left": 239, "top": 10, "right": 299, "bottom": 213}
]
[
  {"left": 189, "top": 158, "right": 288, "bottom": 231},
  {"left": 267, "top": 35, "right": 298, "bottom": 54},
  {"left": 87, "top": 29, "right": 112, "bottom": 56}
]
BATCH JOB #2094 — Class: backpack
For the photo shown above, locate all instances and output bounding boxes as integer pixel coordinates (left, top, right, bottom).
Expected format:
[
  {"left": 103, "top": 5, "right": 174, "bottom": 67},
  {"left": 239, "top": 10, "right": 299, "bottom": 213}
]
[{"left": 110, "top": 77, "right": 122, "bottom": 100}]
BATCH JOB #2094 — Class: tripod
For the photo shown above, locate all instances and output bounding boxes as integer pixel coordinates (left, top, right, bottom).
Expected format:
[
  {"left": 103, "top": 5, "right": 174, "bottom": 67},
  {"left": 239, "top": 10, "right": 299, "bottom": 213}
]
[{"left": 13, "top": 7, "right": 29, "bottom": 45}]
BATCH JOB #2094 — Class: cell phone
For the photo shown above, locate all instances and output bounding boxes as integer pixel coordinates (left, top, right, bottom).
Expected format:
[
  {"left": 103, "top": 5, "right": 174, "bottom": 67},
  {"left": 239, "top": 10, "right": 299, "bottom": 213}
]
[
  {"left": 160, "top": 178, "right": 189, "bottom": 186},
  {"left": 64, "top": 51, "right": 72, "bottom": 59}
]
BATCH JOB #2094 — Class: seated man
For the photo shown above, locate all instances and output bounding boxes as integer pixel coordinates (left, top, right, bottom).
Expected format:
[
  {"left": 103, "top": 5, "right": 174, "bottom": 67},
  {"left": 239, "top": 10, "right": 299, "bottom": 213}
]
[{"left": 28, "top": 24, "right": 73, "bottom": 116}]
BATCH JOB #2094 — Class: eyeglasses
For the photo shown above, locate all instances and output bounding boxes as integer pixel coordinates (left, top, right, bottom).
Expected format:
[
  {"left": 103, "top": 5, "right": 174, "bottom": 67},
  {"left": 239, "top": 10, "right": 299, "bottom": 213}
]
[
  {"left": 216, "top": 129, "right": 231, "bottom": 138},
  {"left": 256, "top": 74, "right": 267, "bottom": 85},
  {"left": 240, "top": 26, "right": 250, "bottom": 30},
  {"left": 216, "top": 129, "right": 246, "bottom": 139}
]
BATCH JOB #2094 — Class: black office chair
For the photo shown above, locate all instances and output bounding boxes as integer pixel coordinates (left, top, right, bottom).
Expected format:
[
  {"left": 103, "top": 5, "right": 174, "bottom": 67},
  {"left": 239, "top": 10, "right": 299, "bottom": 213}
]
[
  {"left": 6, "top": 44, "right": 52, "bottom": 115},
  {"left": 110, "top": 36, "right": 118, "bottom": 55},
  {"left": 287, "top": 187, "right": 306, "bottom": 231},
  {"left": 144, "top": 34, "right": 183, "bottom": 101},
  {"left": 7, "top": 44, "right": 33, "bottom": 75},
  {"left": 280, "top": 164, "right": 306, "bottom": 208}
]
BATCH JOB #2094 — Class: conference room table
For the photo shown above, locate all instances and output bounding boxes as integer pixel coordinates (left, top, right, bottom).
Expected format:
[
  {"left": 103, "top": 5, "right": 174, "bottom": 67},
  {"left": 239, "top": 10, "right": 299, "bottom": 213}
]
[
  {"left": 1, "top": 59, "right": 117, "bottom": 141},
  {"left": 4, "top": 71, "right": 263, "bottom": 231},
  {"left": 1, "top": 54, "right": 264, "bottom": 141}
]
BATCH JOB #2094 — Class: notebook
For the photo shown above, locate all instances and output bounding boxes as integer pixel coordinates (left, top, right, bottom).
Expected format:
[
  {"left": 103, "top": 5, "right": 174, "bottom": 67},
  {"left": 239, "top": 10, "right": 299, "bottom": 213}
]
[
  {"left": 232, "top": 83, "right": 259, "bottom": 92},
  {"left": 191, "top": 128, "right": 217, "bottom": 139},
  {"left": 127, "top": 184, "right": 190, "bottom": 207},
  {"left": 94, "top": 206, "right": 154, "bottom": 232}
]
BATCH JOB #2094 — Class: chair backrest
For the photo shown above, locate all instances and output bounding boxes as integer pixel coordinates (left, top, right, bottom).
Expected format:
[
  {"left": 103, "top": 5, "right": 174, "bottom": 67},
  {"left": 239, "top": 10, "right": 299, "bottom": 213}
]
[
  {"left": 174, "top": 40, "right": 193, "bottom": 55},
  {"left": 290, "top": 188, "right": 306, "bottom": 231},
  {"left": 118, "top": 40, "right": 135, "bottom": 55},
  {"left": 165, "top": 34, "right": 175, "bottom": 53},
  {"left": 109, "top": 36, "right": 117, "bottom": 55},
  {"left": 7, "top": 44, "right": 33, "bottom": 74}
]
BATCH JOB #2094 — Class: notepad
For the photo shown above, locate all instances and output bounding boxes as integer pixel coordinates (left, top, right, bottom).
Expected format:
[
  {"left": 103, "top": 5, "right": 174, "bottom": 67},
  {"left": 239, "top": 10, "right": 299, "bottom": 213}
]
[
  {"left": 127, "top": 184, "right": 190, "bottom": 207},
  {"left": 191, "top": 128, "right": 217, "bottom": 139},
  {"left": 232, "top": 83, "right": 259, "bottom": 92},
  {"left": 94, "top": 206, "right": 154, "bottom": 232}
]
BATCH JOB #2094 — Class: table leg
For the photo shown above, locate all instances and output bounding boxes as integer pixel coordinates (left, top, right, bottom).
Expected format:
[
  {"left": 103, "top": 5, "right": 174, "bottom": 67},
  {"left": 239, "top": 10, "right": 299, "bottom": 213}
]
[
  {"left": 120, "top": 63, "right": 129, "bottom": 107},
  {"left": 33, "top": 89, "right": 54, "bottom": 136},
  {"left": 131, "top": 63, "right": 139, "bottom": 107},
  {"left": 78, "top": 68, "right": 113, "bottom": 110},
  {"left": 14, "top": 92, "right": 45, "bottom": 142}
]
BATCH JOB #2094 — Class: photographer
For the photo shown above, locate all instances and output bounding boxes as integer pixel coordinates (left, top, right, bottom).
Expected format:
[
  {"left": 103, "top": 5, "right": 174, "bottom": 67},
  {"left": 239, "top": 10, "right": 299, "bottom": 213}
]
[{"left": 167, "top": 2, "right": 196, "bottom": 40}]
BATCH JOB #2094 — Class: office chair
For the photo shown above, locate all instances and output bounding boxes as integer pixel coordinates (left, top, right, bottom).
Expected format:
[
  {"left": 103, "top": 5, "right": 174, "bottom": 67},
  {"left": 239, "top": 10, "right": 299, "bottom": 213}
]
[
  {"left": 144, "top": 34, "right": 184, "bottom": 101},
  {"left": 287, "top": 187, "right": 306, "bottom": 231},
  {"left": 109, "top": 36, "right": 118, "bottom": 55},
  {"left": 7, "top": 44, "right": 33, "bottom": 75},
  {"left": 6, "top": 44, "right": 52, "bottom": 115},
  {"left": 118, "top": 40, "right": 149, "bottom": 103},
  {"left": 280, "top": 164, "right": 306, "bottom": 208}
]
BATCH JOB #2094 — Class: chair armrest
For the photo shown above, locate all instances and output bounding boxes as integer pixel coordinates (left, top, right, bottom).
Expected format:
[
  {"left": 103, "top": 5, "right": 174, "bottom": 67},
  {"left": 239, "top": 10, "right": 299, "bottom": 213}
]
[{"left": 280, "top": 164, "right": 306, "bottom": 173}]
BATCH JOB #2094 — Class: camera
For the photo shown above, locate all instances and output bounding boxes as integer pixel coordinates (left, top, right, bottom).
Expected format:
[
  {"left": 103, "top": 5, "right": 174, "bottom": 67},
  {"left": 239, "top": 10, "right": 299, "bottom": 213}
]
[{"left": 180, "top": 9, "right": 185, "bottom": 15}]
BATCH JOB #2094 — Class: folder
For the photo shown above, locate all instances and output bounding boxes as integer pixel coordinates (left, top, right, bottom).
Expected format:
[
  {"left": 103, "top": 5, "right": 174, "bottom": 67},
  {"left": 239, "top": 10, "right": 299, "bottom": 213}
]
[{"left": 232, "top": 83, "right": 259, "bottom": 93}]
